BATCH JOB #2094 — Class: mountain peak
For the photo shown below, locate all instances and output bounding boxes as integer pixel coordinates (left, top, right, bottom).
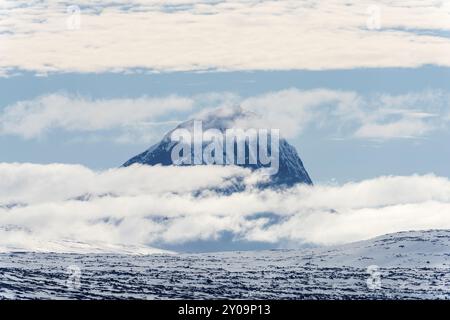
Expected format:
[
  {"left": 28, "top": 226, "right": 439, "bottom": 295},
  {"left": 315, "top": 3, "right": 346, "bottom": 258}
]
[
  {"left": 176, "top": 105, "right": 254, "bottom": 132},
  {"left": 123, "top": 107, "right": 313, "bottom": 188}
]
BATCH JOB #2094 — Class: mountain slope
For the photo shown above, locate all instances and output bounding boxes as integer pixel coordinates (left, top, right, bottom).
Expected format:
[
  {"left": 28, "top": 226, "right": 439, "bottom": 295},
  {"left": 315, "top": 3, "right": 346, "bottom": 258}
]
[
  {"left": 207, "top": 229, "right": 450, "bottom": 268},
  {"left": 123, "top": 107, "right": 313, "bottom": 187}
]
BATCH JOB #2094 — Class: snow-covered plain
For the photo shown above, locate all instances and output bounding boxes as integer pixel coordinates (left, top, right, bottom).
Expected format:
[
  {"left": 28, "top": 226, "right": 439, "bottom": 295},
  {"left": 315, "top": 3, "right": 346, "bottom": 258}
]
[{"left": 1, "top": 229, "right": 449, "bottom": 299}]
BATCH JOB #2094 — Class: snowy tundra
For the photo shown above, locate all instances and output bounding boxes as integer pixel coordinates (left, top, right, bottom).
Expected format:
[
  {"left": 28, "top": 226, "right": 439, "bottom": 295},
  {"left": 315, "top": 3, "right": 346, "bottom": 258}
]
[{"left": 0, "top": 229, "right": 449, "bottom": 299}]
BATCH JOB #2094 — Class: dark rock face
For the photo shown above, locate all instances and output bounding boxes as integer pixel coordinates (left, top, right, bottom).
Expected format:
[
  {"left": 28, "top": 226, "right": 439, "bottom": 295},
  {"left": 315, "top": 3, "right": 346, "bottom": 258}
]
[
  {"left": 123, "top": 108, "right": 312, "bottom": 188},
  {"left": 273, "top": 139, "right": 313, "bottom": 186}
]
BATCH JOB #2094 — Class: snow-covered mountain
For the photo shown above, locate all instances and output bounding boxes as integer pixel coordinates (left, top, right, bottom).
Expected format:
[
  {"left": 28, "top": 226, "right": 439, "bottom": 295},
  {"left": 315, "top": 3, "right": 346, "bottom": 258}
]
[
  {"left": 123, "top": 107, "right": 313, "bottom": 188},
  {"left": 213, "top": 229, "right": 450, "bottom": 269}
]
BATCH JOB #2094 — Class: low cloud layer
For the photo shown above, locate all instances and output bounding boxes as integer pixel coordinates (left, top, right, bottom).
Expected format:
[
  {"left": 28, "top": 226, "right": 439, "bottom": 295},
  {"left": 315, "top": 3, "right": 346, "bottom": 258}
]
[
  {"left": 0, "top": 163, "right": 449, "bottom": 253},
  {"left": 1, "top": 0, "right": 450, "bottom": 74}
]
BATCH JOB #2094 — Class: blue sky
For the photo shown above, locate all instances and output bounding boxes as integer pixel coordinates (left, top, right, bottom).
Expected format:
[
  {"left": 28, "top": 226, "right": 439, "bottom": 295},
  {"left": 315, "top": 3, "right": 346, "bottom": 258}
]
[{"left": 1, "top": 66, "right": 449, "bottom": 183}]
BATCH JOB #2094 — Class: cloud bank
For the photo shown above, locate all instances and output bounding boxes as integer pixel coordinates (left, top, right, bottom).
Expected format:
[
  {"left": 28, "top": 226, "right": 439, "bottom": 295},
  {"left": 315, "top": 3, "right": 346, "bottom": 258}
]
[
  {"left": 1, "top": 89, "right": 449, "bottom": 141},
  {"left": 0, "top": 93, "right": 193, "bottom": 140},
  {"left": 1, "top": 0, "right": 450, "bottom": 74},
  {"left": 1, "top": 163, "right": 449, "bottom": 253}
]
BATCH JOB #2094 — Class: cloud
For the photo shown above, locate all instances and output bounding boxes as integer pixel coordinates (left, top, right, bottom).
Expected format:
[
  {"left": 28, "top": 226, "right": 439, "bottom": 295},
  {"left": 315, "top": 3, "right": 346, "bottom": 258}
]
[
  {"left": 1, "top": 89, "right": 449, "bottom": 141},
  {"left": 354, "top": 118, "right": 431, "bottom": 139},
  {"left": 351, "top": 90, "right": 449, "bottom": 140},
  {"left": 0, "top": 93, "right": 193, "bottom": 140},
  {"left": 0, "top": 162, "right": 450, "bottom": 252},
  {"left": 0, "top": 162, "right": 254, "bottom": 204},
  {"left": 235, "top": 89, "right": 450, "bottom": 140},
  {"left": 1, "top": 0, "right": 450, "bottom": 75},
  {"left": 236, "top": 89, "right": 361, "bottom": 138}
]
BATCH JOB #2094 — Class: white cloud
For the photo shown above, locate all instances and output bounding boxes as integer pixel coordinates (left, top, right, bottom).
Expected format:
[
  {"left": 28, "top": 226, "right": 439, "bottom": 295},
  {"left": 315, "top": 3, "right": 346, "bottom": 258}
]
[
  {"left": 235, "top": 89, "right": 450, "bottom": 140},
  {"left": 351, "top": 90, "right": 450, "bottom": 140},
  {"left": 354, "top": 118, "right": 431, "bottom": 139},
  {"left": 1, "top": 89, "right": 449, "bottom": 141},
  {"left": 0, "top": 162, "right": 254, "bottom": 204},
  {"left": 1, "top": 0, "right": 450, "bottom": 74},
  {"left": 0, "top": 162, "right": 449, "bottom": 252},
  {"left": 236, "top": 89, "right": 361, "bottom": 137},
  {"left": 0, "top": 93, "right": 193, "bottom": 139}
]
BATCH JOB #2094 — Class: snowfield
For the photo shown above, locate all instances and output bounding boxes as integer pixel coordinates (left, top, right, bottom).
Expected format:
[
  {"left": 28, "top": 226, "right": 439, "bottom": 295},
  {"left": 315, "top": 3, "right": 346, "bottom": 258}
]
[{"left": 1, "top": 229, "right": 449, "bottom": 299}]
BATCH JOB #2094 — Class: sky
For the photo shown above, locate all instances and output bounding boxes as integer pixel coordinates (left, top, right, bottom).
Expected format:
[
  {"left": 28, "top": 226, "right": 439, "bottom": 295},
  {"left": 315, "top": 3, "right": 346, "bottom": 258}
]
[
  {"left": 1, "top": 67, "right": 450, "bottom": 183},
  {"left": 0, "top": 0, "right": 450, "bottom": 252}
]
